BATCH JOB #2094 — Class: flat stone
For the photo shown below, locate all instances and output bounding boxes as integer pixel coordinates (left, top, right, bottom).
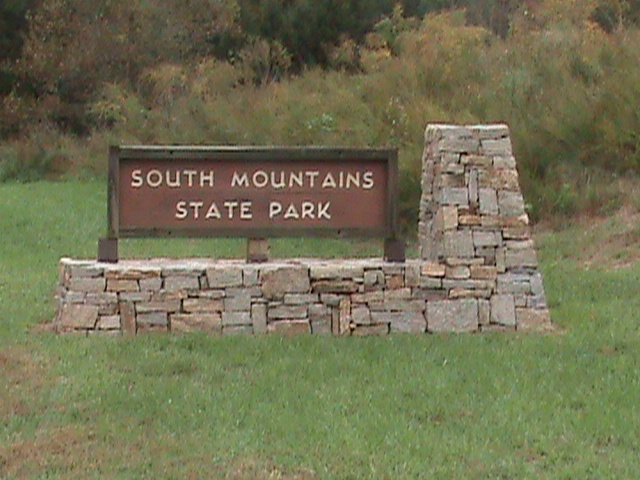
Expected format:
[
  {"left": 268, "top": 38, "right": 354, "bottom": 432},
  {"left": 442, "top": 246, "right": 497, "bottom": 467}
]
[
  {"left": 364, "top": 270, "right": 384, "bottom": 286},
  {"left": 351, "top": 306, "right": 371, "bottom": 325},
  {"left": 516, "top": 308, "right": 552, "bottom": 332},
  {"left": 222, "top": 311, "right": 252, "bottom": 326},
  {"left": 206, "top": 266, "right": 243, "bottom": 288},
  {"left": 338, "top": 298, "right": 351, "bottom": 335},
  {"left": 351, "top": 290, "right": 384, "bottom": 304},
  {"left": 196, "top": 290, "right": 226, "bottom": 299},
  {"left": 106, "top": 279, "right": 139, "bottom": 293},
  {"left": 497, "top": 273, "right": 531, "bottom": 294},
  {"left": 473, "top": 231, "right": 501, "bottom": 248},
  {"left": 96, "top": 315, "right": 120, "bottom": 330},
  {"left": 69, "top": 277, "right": 106, "bottom": 293},
  {"left": 384, "top": 288, "right": 412, "bottom": 300},
  {"left": 493, "top": 155, "right": 516, "bottom": 169},
  {"left": 419, "top": 277, "right": 443, "bottom": 289},
  {"left": 183, "top": 298, "right": 223, "bottom": 313},
  {"left": 284, "top": 293, "right": 319, "bottom": 305},
  {"left": 437, "top": 129, "right": 480, "bottom": 153},
  {"left": 139, "top": 277, "right": 163, "bottom": 291},
  {"left": 491, "top": 294, "right": 516, "bottom": 326},
  {"left": 136, "top": 300, "right": 181, "bottom": 314},
  {"left": 449, "top": 288, "right": 492, "bottom": 299},
  {"left": 243, "top": 267, "right": 260, "bottom": 286},
  {"left": 63, "top": 291, "right": 86, "bottom": 303},
  {"left": 444, "top": 231, "right": 474, "bottom": 258},
  {"left": 58, "top": 304, "right": 99, "bottom": 329},
  {"left": 479, "top": 188, "right": 499, "bottom": 215},
  {"left": 252, "top": 303, "right": 268, "bottom": 335},
  {"left": 436, "top": 206, "right": 459, "bottom": 230},
  {"left": 261, "top": 266, "right": 310, "bottom": 299},
  {"left": 498, "top": 191, "right": 526, "bottom": 217},
  {"left": 404, "top": 264, "right": 421, "bottom": 288},
  {"left": 427, "top": 299, "right": 478, "bottom": 333},
  {"left": 268, "top": 305, "right": 308, "bottom": 320},
  {"left": 441, "top": 187, "right": 469, "bottom": 207},
  {"left": 459, "top": 215, "right": 481, "bottom": 226},
  {"left": 505, "top": 249, "right": 538, "bottom": 269},
  {"left": 164, "top": 276, "right": 200, "bottom": 292},
  {"left": 70, "top": 264, "right": 104, "bottom": 278},
  {"left": 120, "top": 302, "right": 136, "bottom": 335},
  {"left": 171, "top": 313, "right": 221, "bottom": 334},
  {"left": 224, "top": 289, "right": 252, "bottom": 311},
  {"left": 470, "top": 266, "right": 498, "bottom": 280},
  {"left": 478, "top": 299, "right": 490, "bottom": 325},
  {"left": 492, "top": 168, "right": 520, "bottom": 191},
  {"left": 421, "top": 263, "right": 446, "bottom": 278},
  {"left": 267, "top": 320, "right": 311, "bottom": 336},
  {"left": 352, "top": 324, "right": 389, "bottom": 336},
  {"left": 381, "top": 300, "right": 426, "bottom": 312},
  {"left": 312, "top": 280, "right": 358, "bottom": 294},
  {"left": 385, "top": 275, "right": 404, "bottom": 290},
  {"left": 311, "top": 319, "right": 332, "bottom": 335},
  {"left": 481, "top": 137, "right": 512, "bottom": 156},
  {"left": 471, "top": 124, "right": 510, "bottom": 140},
  {"left": 119, "top": 292, "right": 152, "bottom": 302},
  {"left": 310, "top": 265, "right": 364, "bottom": 280},
  {"left": 309, "top": 303, "right": 330, "bottom": 319},
  {"left": 137, "top": 312, "right": 168, "bottom": 327},
  {"left": 320, "top": 294, "right": 343, "bottom": 306},
  {"left": 388, "top": 312, "right": 427, "bottom": 333},
  {"left": 446, "top": 266, "right": 471, "bottom": 280}
]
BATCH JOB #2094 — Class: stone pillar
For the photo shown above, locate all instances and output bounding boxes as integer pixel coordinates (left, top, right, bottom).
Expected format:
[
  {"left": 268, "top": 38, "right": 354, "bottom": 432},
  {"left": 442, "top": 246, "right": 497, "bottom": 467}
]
[{"left": 419, "top": 124, "right": 551, "bottom": 331}]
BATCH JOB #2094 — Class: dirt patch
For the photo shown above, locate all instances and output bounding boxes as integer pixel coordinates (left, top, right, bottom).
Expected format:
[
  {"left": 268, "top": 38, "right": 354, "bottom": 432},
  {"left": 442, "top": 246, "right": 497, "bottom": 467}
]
[{"left": 0, "top": 426, "right": 100, "bottom": 479}]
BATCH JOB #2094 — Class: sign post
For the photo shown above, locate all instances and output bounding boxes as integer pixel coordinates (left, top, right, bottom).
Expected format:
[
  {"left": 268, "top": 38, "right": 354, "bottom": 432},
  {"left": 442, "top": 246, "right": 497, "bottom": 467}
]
[{"left": 99, "top": 146, "right": 404, "bottom": 262}]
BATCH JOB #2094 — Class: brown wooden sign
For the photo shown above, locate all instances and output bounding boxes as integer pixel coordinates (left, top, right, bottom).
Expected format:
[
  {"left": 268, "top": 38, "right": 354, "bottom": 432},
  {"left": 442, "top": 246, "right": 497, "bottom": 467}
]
[
  {"left": 108, "top": 146, "right": 398, "bottom": 236},
  {"left": 100, "top": 146, "right": 404, "bottom": 262}
]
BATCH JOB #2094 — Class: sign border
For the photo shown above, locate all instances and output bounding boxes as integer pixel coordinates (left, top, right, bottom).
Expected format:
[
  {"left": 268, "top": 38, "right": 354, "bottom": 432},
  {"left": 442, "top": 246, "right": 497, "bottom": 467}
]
[{"left": 107, "top": 145, "right": 400, "bottom": 240}]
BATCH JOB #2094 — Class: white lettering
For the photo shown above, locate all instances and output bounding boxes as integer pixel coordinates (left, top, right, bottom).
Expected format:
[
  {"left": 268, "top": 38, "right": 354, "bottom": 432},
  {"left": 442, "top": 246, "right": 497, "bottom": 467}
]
[
  {"left": 305, "top": 171, "right": 320, "bottom": 188},
  {"left": 271, "top": 171, "right": 285, "bottom": 189},
  {"left": 322, "top": 172, "right": 337, "bottom": 189},
  {"left": 231, "top": 171, "right": 249, "bottom": 187},
  {"left": 184, "top": 169, "right": 197, "bottom": 187},
  {"left": 289, "top": 171, "right": 304, "bottom": 188},
  {"left": 205, "top": 202, "right": 221, "bottom": 219},
  {"left": 166, "top": 171, "right": 180, "bottom": 188},
  {"left": 223, "top": 201, "right": 239, "bottom": 219},
  {"left": 253, "top": 171, "right": 269, "bottom": 188},
  {"left": 269, "top": 201, "right": 283, "bottom": 219},
  {"left": 301, "top": 202, "right": 315, "bottom": 219},
  {"left": 284, "top": 203, "right": 300, "bottom": 219},
  {"left": 346, "top": 172, "right": 360, "bottom": 189},
  {"left": 190, "top": 201, "right": 204, "bottom": 219},
  {"left": 175, "top": 201, "right": 188, "bottom": 219},
  {"left": 200, "top": 170, "right": 215, "bottom": 187},
  {"left": 318, "top": 201, "right": 331, "bottom": 219},
  {"left": 147, "top": 169, "right": 163, "bottom": 188},
  {"left": 131, "top": 169, "right": 143, "bottom": 188},
  {"left": 362, "top": 171, "right": 374, "bottom": 189},
  {"left": 240, "top": 201, "right": 253, "bottom": 220}
]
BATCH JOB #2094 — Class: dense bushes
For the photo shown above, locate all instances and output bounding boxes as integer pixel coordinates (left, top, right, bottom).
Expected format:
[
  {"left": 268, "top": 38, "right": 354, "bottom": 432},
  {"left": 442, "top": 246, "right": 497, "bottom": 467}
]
[{"left": 1, "top": 0, "right": 639, "bottom": 227}]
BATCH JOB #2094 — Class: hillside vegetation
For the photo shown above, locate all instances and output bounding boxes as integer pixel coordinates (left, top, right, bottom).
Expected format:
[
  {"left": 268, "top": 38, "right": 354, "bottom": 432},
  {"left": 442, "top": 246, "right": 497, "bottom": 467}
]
[{"left": 1, "top": 0, "right": 639, "bottom": 226}]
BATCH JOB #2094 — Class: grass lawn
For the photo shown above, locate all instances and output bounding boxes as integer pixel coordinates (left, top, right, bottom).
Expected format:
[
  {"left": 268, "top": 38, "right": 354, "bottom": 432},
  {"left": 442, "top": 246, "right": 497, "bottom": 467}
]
[{"left": 1, "top": 180, "right": 639, "bottom": 479}]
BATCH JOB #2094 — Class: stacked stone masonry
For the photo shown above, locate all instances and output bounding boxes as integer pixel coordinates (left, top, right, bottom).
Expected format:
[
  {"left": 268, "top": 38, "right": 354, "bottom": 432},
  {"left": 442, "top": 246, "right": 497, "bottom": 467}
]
[{"left": 54, "top": 124, "right": 551, "bottom": 335}]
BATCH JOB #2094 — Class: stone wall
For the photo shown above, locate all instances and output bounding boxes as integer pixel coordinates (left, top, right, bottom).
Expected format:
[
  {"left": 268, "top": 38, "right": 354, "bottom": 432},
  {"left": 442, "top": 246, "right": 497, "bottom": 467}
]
[{"left": 53, "top": 124, "right": 552, "bottom": 335}]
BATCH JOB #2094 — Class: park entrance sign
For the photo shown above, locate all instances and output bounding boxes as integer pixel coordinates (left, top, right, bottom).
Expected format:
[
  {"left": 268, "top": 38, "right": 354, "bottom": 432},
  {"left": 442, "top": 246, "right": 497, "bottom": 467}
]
[
  {"left": 57, "top": 125, "right": 553, "bottom": 336},
  {"left": 100, "top": 146, "right": 404, "bottom": 262}
]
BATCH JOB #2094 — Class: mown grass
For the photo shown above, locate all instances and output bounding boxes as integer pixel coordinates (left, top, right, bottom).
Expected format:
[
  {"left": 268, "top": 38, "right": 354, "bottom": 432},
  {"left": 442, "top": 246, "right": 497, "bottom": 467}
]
[{"left": 1, "top": 180, "right": 640, "bottom": 479}]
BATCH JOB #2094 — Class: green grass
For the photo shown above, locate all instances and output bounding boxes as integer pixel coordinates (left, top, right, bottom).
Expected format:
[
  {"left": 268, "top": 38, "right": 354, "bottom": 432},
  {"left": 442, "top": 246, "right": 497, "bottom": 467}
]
[{"left": 1, "top": 181, "right": 640, "bottom": 479}]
